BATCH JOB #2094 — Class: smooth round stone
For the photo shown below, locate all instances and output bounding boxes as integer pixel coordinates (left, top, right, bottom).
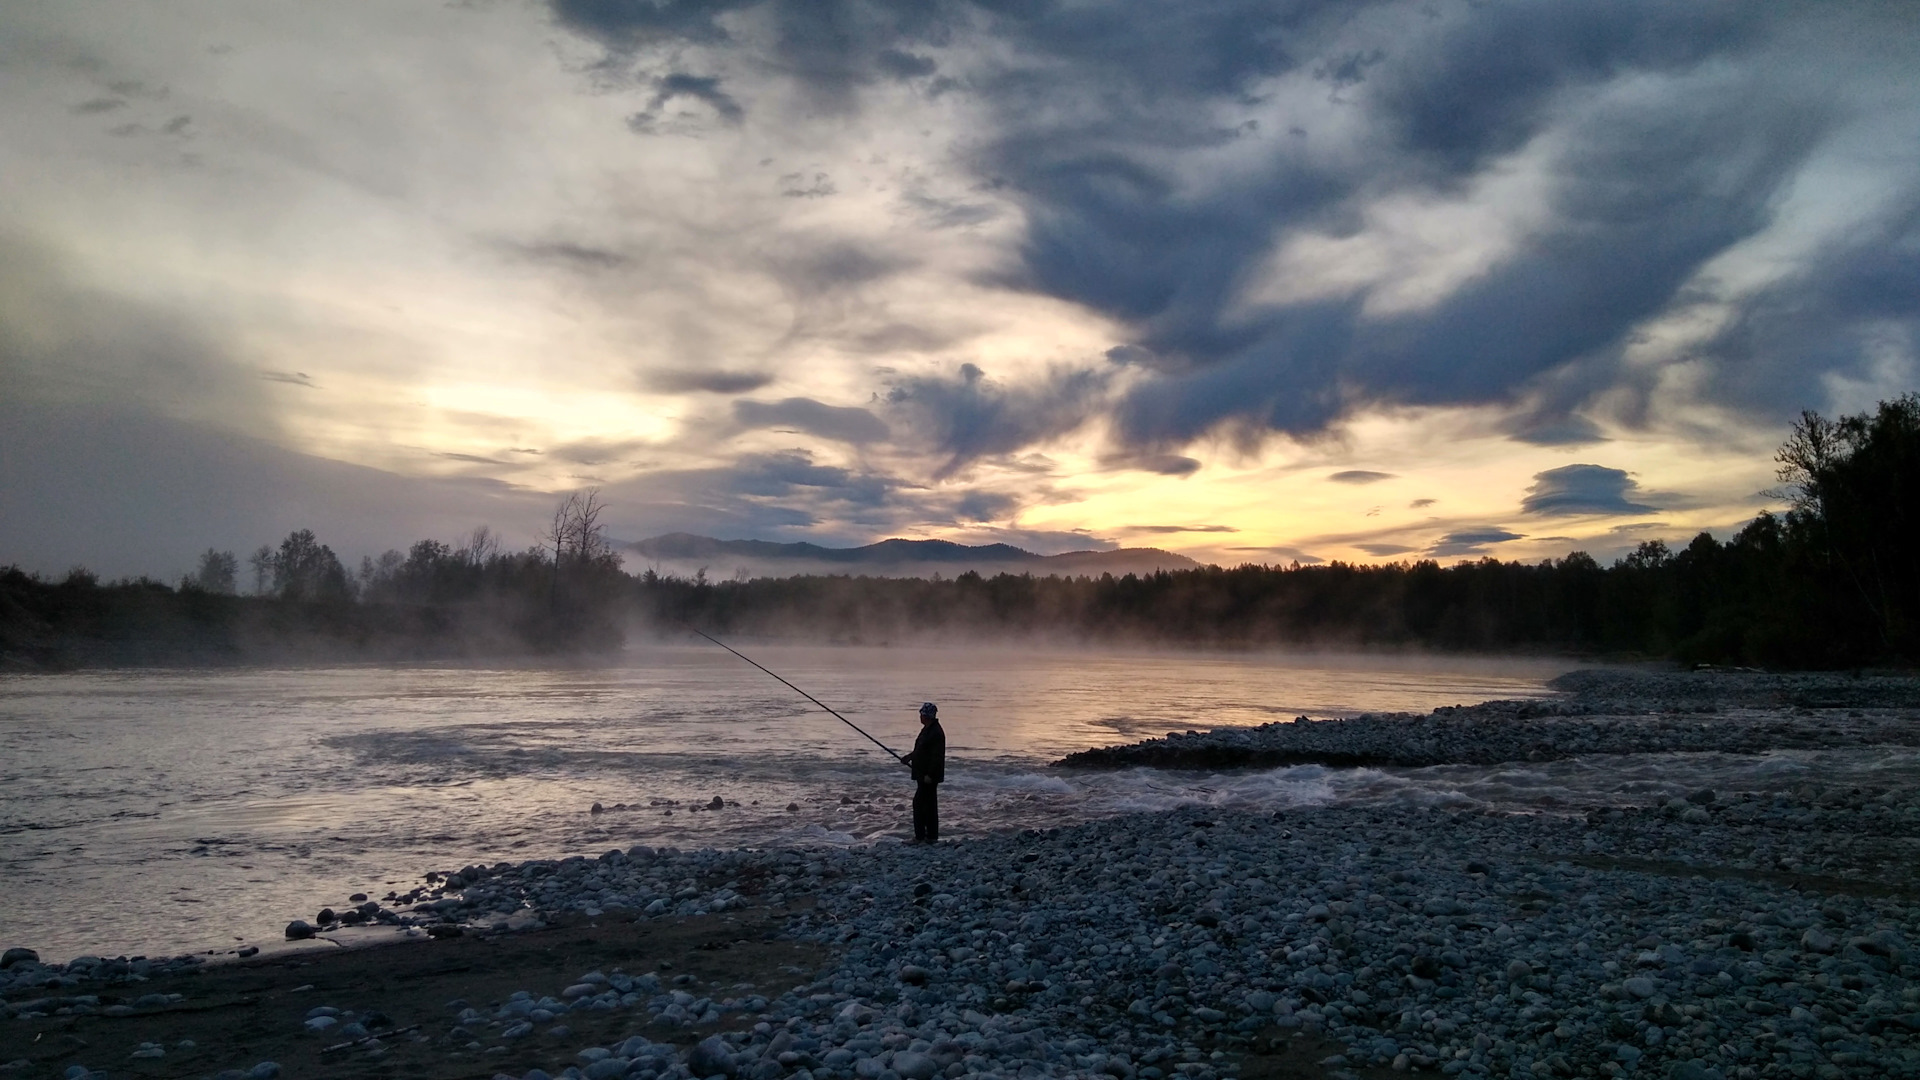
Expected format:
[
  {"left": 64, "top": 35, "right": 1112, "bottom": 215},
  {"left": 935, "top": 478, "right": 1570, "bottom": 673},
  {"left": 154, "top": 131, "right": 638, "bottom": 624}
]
[
  {"left": 283, "top": 921, "right": 315, "bottom": 941},
  {"left": 1623, "top": 977, "right": 1657, "bottom": 999},
  {"left": 891, "top": 1052, "right": 938, "bottom": 1080}
]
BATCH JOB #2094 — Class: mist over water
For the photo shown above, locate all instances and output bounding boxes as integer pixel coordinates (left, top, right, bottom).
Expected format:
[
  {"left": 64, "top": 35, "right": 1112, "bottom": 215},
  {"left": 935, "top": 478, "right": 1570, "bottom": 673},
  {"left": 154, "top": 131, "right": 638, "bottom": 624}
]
[{"left": 5, "top": 644, "right": 1904, "bottom": 963}]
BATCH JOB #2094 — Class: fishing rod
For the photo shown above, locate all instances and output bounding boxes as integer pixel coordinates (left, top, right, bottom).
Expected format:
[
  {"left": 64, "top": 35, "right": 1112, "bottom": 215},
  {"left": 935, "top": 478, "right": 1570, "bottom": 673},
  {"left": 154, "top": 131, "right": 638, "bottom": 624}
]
[{"left": 680, "top": 623, "right": 905, "bottom": 764}]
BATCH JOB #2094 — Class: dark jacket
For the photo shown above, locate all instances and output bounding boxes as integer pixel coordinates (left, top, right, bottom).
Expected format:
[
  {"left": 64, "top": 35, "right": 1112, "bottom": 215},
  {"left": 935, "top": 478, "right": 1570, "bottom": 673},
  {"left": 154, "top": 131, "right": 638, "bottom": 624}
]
[{"left": 905, "top": 719, "right": 945, "bottom": 784}]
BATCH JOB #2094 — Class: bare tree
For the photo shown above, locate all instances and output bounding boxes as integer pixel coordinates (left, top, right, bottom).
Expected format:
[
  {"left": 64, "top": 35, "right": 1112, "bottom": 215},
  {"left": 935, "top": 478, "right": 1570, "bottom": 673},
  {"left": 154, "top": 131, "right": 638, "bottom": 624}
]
[
  {"left": 459, "top": 525, "right": 499, "bottom": 567},
  {"left": 543, "top": 489, "right": 609, "bottom": 566}
]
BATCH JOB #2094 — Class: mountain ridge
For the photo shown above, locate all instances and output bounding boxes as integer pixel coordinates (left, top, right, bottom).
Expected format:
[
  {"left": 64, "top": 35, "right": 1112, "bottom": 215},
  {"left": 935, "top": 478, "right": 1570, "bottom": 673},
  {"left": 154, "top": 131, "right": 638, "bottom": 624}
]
[{"left": 627, "top": 532, "right": 1199, "bottom": 578}]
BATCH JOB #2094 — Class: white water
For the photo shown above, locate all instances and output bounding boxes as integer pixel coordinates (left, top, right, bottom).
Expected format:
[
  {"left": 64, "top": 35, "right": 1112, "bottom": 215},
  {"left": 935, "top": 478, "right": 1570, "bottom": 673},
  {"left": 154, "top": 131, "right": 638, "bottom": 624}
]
[{"left": 3, "top": 644, "right": 1903, "bottom": 963}]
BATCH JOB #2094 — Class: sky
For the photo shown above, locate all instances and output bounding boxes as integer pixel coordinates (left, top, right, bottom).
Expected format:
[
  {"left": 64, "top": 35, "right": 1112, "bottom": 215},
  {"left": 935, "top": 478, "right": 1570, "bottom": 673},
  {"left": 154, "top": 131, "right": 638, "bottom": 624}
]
[{"left": 3, "top": 0, "right": 1918, "bottom": 580}]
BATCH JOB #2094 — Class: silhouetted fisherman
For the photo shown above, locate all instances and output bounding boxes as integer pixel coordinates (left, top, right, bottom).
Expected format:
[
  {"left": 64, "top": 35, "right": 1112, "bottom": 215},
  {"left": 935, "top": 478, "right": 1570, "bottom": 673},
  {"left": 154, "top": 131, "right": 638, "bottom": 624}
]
[{"left": 903, "top": 701, "right": 945, "bottom": 843}]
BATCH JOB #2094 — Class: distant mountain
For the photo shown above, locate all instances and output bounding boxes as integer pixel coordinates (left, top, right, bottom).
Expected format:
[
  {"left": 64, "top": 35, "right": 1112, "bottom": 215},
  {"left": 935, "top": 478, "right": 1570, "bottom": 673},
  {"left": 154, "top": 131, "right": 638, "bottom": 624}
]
[{"left": 627, "top": 532, "right": 1199, "bottom": 580}]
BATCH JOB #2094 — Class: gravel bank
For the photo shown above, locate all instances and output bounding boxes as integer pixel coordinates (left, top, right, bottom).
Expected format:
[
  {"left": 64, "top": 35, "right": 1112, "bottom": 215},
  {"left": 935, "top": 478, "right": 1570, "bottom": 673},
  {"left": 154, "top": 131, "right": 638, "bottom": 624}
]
[
  {"left": 9, "top": 669, "right": 1920, "bottom": 1080},
  {"left": 19, "top": 786, "right": 1919, "bottom": 1079},
  {"left": 1053, "top": 670, "right": 1920, "bottom": 771}
]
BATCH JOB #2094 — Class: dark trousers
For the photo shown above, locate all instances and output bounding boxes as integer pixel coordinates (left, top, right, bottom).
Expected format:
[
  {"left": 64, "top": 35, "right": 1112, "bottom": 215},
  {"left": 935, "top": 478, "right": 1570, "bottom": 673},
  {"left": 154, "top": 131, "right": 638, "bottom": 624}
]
[{"left": 912, "top": 781, "right": 939, "bottom": 842}]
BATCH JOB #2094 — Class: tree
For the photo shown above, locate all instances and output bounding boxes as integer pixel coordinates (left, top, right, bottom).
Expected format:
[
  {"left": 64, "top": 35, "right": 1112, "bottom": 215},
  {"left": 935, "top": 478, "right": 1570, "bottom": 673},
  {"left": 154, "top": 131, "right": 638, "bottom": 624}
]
[
  {"left": 248, "top": 546, "right": 274, "bottom": 595},
  {"left": 270, "top": 529, "right": 352, "bottom": 603},
  {"left": 187, "top": 549, "right": 239, "bottom": 594},
  {"left": 544, "top": 489, "right": 611, "bottom": 567},
  {"left": 459, "top": 525, "right": 499, "bottom": 567},
  {"left": 1777, "top": 394, "right": 1920, "bottom": 658}
]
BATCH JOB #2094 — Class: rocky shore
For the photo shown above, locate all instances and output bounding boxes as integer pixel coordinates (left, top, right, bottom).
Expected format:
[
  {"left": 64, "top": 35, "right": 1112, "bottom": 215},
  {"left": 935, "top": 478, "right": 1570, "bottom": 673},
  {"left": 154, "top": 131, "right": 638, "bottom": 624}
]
[
  {"left": 1053, "top": 670, "right": 1920, "bottom": 771},
  {"left": 6, "top": 670, "right": 1920, "bottom": 1080}
]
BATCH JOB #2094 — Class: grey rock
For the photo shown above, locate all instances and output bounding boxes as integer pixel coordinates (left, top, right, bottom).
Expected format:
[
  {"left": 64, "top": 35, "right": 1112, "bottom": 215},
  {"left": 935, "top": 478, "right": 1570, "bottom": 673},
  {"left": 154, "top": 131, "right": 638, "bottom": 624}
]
[
  {"left": 284, "top": 920, "right": 315, "bottom": 940},
  {"left": 1801, "top": 928, "right": 1837, "bottom": 954},
  {"left": 891, "top": 1052, "right": 938, "bottom": 1080},
  {"left": 0, "top": 948, "right": 38, "bottom": 969},
  {"left": 688, "top": 1036, "right": 735, "bottom": 1078},
  {"left": 1624, "top": 977, "right": 1657, "bottom": 999}
]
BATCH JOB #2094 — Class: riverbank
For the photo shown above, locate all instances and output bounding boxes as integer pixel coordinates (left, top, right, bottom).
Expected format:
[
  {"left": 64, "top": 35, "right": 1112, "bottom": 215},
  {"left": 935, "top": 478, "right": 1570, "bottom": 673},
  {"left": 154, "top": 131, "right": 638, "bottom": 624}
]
[
  {"left": 1054, "top": 670, "right": 1920, "bottom": 771},
  {"left": 7, "top": 796, "right": 1919, "bottom": 1079},
  {"left": 6, "top": 673, "right": 1920, "bottom": 1079}
]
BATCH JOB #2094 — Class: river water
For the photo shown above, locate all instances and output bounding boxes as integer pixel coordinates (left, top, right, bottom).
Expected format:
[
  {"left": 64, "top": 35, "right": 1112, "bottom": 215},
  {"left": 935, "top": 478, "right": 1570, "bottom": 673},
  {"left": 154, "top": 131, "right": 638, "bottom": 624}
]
[{"left": 0, "top": 644, "right": 1888, "bottom": 963}]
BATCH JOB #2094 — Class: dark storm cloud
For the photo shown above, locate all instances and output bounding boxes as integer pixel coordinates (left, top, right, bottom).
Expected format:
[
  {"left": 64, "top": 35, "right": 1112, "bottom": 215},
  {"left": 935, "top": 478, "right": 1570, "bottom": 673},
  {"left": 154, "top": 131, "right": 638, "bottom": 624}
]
[
  {"left": 596, "top": 448, "right": 931, "bottom": 541},
  {"left": 1521, "top": 464, "right": 1656, "bottom": 516},
  {"left": 952, "top": 489, "right": 1016, "bottom": 522},
  {"left": 538, "top": 0, "right": 1914, "bottom": 460},
  {"left": 627, "top": 73, "right": 745, "bottom": 132},
  {"left": 886, "top": 362, "right": 1109, "bottom": 477},
  {"left": 734, "top": 396, "right": 890, "bottom": 444},
  {"left": 1700, "top": 194, "right": 1920, "bottom": 419},
  {"left": 1328, "top": 470, "right": 1392, "bottom": 484},
  {"left": 1428, "top": 527, "right": 1523, "bottom": 558},
  {"left": 642, "top": 368, "right": 775, "bottom": 394}
]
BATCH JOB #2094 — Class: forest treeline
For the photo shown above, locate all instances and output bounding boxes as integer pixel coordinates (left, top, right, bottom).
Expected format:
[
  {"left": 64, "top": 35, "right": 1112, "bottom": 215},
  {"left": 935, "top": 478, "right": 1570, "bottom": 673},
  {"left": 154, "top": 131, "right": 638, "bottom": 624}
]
[{"left": 3, "top": 397, "right": 1916, "bottom": 669}]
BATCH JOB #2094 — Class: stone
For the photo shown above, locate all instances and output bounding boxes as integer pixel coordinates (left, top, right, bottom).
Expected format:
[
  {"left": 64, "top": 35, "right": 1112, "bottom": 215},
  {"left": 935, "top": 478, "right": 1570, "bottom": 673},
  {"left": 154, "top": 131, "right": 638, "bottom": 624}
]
[
  {"left": 899, "top": 965, "right": 930, "bottom": 985},
  {"left": 1624, "top": 977, "right": 1657, "bottom": 999},
  {"left": 1801, "top": 928, "right": 1837, "bottom": 954},
  {"left": 688, "top": 1036, "right": 735, "bottom": 1077},
  {"left": 709, "top": 796, "right": 725, "bottom": 810},
  {"left": 316, "top": 908, "right": 336, "bottom": 924},
  {"left": 304, "top": 1016, "right": 338, "bottom": 1033},
  {"left": 892, "top": 1052, "right": 939, "bottom": 1080},
  {"left": 428, "top": 923, "right": 463, "bottom": 939},
  {"left": 0, "top": 948, "right": 38, "bottom": 969},
  {"left": 1505, "top": 960, "right": 1532, "bottom": 982},
  {"left": 284, "top": 921, "right": 315, "bottom": 940},
  {"left": 1686, "top": 789, "right": 1717, "bottom": 805}
]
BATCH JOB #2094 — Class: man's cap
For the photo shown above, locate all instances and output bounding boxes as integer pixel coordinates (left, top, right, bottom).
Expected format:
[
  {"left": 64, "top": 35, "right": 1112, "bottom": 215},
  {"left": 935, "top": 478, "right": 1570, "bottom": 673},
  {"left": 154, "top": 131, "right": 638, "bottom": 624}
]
[{"left": 919, "top": 702, "right": 938, "bottom": 718}]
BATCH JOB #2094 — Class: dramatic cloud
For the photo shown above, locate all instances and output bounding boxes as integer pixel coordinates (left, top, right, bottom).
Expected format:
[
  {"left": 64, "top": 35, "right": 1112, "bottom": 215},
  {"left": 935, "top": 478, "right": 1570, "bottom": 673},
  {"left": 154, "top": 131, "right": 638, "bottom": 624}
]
[
  {"left": 1521, "top": 464, "right": 1657, "bottom": 516},
  {"left": 885, "top": 363, "right": 1110, "bottom": 477},
  {"left": 2, "top": 0, "right": 1911, "bottom": 575},
  {"left": 1428, "top": 528, "right": 1524, "bottom": 558},
  {"left": 734, "top": 397, "right": 890, "bottom": 445}
]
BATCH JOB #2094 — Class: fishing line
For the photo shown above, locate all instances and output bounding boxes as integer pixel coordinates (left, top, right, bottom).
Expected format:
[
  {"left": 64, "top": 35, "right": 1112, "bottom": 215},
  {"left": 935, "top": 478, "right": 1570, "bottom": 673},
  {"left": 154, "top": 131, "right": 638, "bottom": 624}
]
[{"left": 680, "top": 623, "right": 905, "bottom": 764}]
